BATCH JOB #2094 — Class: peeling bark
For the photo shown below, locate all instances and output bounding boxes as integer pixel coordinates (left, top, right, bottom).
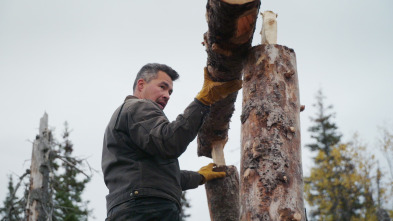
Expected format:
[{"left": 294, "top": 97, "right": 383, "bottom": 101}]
[
  {"left": 205, "top": 166, "right": 240, "bottom": 221},
  {"left": 240, "top": 45, "right": 305, "bottom": 221}
]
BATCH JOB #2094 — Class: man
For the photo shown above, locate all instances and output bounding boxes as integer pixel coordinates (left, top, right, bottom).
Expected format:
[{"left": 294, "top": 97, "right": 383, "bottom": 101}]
[{"left": 102, "top": 63, "right": 242, "bottom": 220}]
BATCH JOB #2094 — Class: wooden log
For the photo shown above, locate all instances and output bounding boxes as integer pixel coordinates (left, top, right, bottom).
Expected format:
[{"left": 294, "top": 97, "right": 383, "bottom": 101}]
[
  {"left": 197, "top": 0, "right": 261, "bottom": 159},
  {"left": 197, "top": 1, "right": 260, "bottom": 220},
  {"left": 205, "top": 166, "right": 240, "bottom": 221},
  {"left": 240, "top": 44, "right": 305, "bottom": 220},
  {"left": 26, "top": 113, "right": 52, "bottom": 221}
]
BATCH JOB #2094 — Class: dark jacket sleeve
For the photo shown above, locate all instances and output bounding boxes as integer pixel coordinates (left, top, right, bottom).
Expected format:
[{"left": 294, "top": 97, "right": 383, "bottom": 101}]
[
  {"left": 127, "top": 99, "right": 209, "bottom": 159},
  {"left": 180, "top": 170, "right": 203, "bottom": 190}
]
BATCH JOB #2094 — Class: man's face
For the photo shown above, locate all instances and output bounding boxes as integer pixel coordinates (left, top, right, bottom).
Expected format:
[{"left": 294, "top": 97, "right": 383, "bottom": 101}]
[{"left": 138, "top": 71, "right": 173, "bottom": 110}]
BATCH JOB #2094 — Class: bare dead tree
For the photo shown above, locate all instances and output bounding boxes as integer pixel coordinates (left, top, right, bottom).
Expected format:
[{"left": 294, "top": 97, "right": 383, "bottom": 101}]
[{"left": 26, "top": 113, "right": 52, "bottom": 221}]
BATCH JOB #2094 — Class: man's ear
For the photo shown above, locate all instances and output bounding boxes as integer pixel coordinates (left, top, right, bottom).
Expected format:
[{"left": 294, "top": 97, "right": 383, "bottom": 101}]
[{"left": 136, "top": 79, "right": 145, "bottom": 92}]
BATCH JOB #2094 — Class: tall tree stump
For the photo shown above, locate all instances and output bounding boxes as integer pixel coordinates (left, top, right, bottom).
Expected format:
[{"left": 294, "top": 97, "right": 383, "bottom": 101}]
[
  {"left": 26, "top": 113, "right": 52, "bottom": 221},
  {"left": 240, "top": 44, "right": 305, "bottom": 221}
]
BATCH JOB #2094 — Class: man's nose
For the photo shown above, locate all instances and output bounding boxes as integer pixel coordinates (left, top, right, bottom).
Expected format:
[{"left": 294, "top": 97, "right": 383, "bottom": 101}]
[{"left": 163, "top": 91, "right": 170, "bottom": 101}]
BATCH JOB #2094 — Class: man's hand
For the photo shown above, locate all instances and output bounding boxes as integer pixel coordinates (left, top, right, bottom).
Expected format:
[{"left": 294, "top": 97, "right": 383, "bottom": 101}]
[
  {"left": 196, "top": 67, "right": 242, "bottom": 105},
  {"left": 198, "top": 163, "right": 226, "bottom": 184}
]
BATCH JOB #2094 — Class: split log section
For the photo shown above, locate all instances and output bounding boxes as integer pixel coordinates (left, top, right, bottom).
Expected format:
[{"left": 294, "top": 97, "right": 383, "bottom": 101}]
[
  {"left": 205, "top": 166, "right": 240, "bottom": 221},
  {"left": 198, "top": 0, "right": 260, "bottom": 161},
  {"left": 240, "top": 44, "right": 305, "bottom": 220},
  {"left": 198, "top": 0, "right": 260, "bottom": 220}
]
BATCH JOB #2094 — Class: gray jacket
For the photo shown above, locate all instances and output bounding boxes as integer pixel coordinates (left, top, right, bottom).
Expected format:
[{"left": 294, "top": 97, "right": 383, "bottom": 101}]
[{"left": 102, "top": 96, "right": 210, "bottom": 212}]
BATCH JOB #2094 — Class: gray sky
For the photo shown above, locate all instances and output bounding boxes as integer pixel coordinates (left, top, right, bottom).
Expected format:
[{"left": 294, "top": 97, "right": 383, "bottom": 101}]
[{"left": 1, "top": 0, "right": 392, "bottom": 220}]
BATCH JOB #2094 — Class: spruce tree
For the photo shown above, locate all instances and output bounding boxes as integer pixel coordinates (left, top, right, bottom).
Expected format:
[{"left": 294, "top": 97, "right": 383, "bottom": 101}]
[
  {"left": 306, "top": 89, "right": 341, "bottom": 156},
  {"left": 304, "top": 89, "right": 355, "bottom": 220},
  {"left": 180, "top": 191, "right": 191, "bottom": 221},
  {"left": 50, "top": 123, "right": 90, "bottom": 221},
  {"left": 0, "top": 176, "right": 24, "bottom": 221}
]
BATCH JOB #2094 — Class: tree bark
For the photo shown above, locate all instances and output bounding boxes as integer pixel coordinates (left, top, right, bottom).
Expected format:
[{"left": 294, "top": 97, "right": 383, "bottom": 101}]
[
  {"left": 197, "top": 0, "right": 261, "bottom": 159},
  {"left": 240, "top": 44, "right": 305, "bottom": 221},
  {"left": 205, "top": 166, "right": 240, "bottom": 221},
  {"left": 197, "top": 1, "right": 260, "bottom": 220},
  {"left": 26, "top": 113, "right": 52, "bottom": 221}
]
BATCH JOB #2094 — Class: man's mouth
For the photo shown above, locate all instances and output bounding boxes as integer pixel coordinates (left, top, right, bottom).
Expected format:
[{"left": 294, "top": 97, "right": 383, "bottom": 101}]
[{"left": 157, "top": 101, "right": 166, "bottom": 109}]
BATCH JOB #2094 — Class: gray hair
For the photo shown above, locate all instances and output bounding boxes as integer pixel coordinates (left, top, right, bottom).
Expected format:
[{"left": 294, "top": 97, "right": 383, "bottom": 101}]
[{"left": 132, "top": 63, "right": 179, "bottom": 91}]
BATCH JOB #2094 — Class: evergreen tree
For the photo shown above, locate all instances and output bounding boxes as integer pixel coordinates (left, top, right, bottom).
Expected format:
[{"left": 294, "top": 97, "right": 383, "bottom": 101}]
[
  {"left": 50, "top": 122, "right": 90, "bottom": 221},
  {"left": 304, "top": 88, "right": 350, "bottom": 220},
  {"left": 0, "top": 170, "right": 30, "bottom": 221},
  {"left": 0, "top": 176, "right": 25, "bottom": 221},
  {"left": 306, "top": 89, "right": 341, "bottom": 156},
  {"left": 180, "top": 191, "right": 191, "bottom": 221},
  {"left": 0, "top": 122, "right": 91, "bottom": 221},
  {"left": 305, "top": 90, "right": 393, "bottom": 220}
]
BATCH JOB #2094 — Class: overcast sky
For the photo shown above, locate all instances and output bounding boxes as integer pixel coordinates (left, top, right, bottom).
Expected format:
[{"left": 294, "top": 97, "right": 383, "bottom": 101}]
[{"left": 1, "top": 0, "right": 392, "bottom": 220}]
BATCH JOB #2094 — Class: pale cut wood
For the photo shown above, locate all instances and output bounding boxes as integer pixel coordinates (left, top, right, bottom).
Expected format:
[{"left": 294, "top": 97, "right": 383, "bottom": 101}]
[
  {"left": 240, "top": 44, "right": 305, "bottom": 220},
  {"left": 260, "top": 11, "right": 278, "bottom": 44},
  {"left": 211, "top": 140, "right": 227, "bottom": 166}
]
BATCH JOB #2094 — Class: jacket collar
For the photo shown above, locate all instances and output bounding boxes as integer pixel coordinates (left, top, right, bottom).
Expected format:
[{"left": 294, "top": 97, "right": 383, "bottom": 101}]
[{"left": 124, "top": 95, "right": 138, "bottom": 102}]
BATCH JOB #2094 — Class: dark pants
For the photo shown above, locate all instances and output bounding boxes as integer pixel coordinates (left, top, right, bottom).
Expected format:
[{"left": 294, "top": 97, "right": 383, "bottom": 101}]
[{"left": 105, "top": 197, "right": 180, "bottom": 221}]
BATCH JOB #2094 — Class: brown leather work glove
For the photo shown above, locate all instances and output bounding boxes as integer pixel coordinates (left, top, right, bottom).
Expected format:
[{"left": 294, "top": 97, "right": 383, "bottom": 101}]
[
  {"left": 198, "top": 163, "right": 226, "bottom": 184},
  {"left": 195, "top": 67, "right": 242, "bottom": 105}
]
